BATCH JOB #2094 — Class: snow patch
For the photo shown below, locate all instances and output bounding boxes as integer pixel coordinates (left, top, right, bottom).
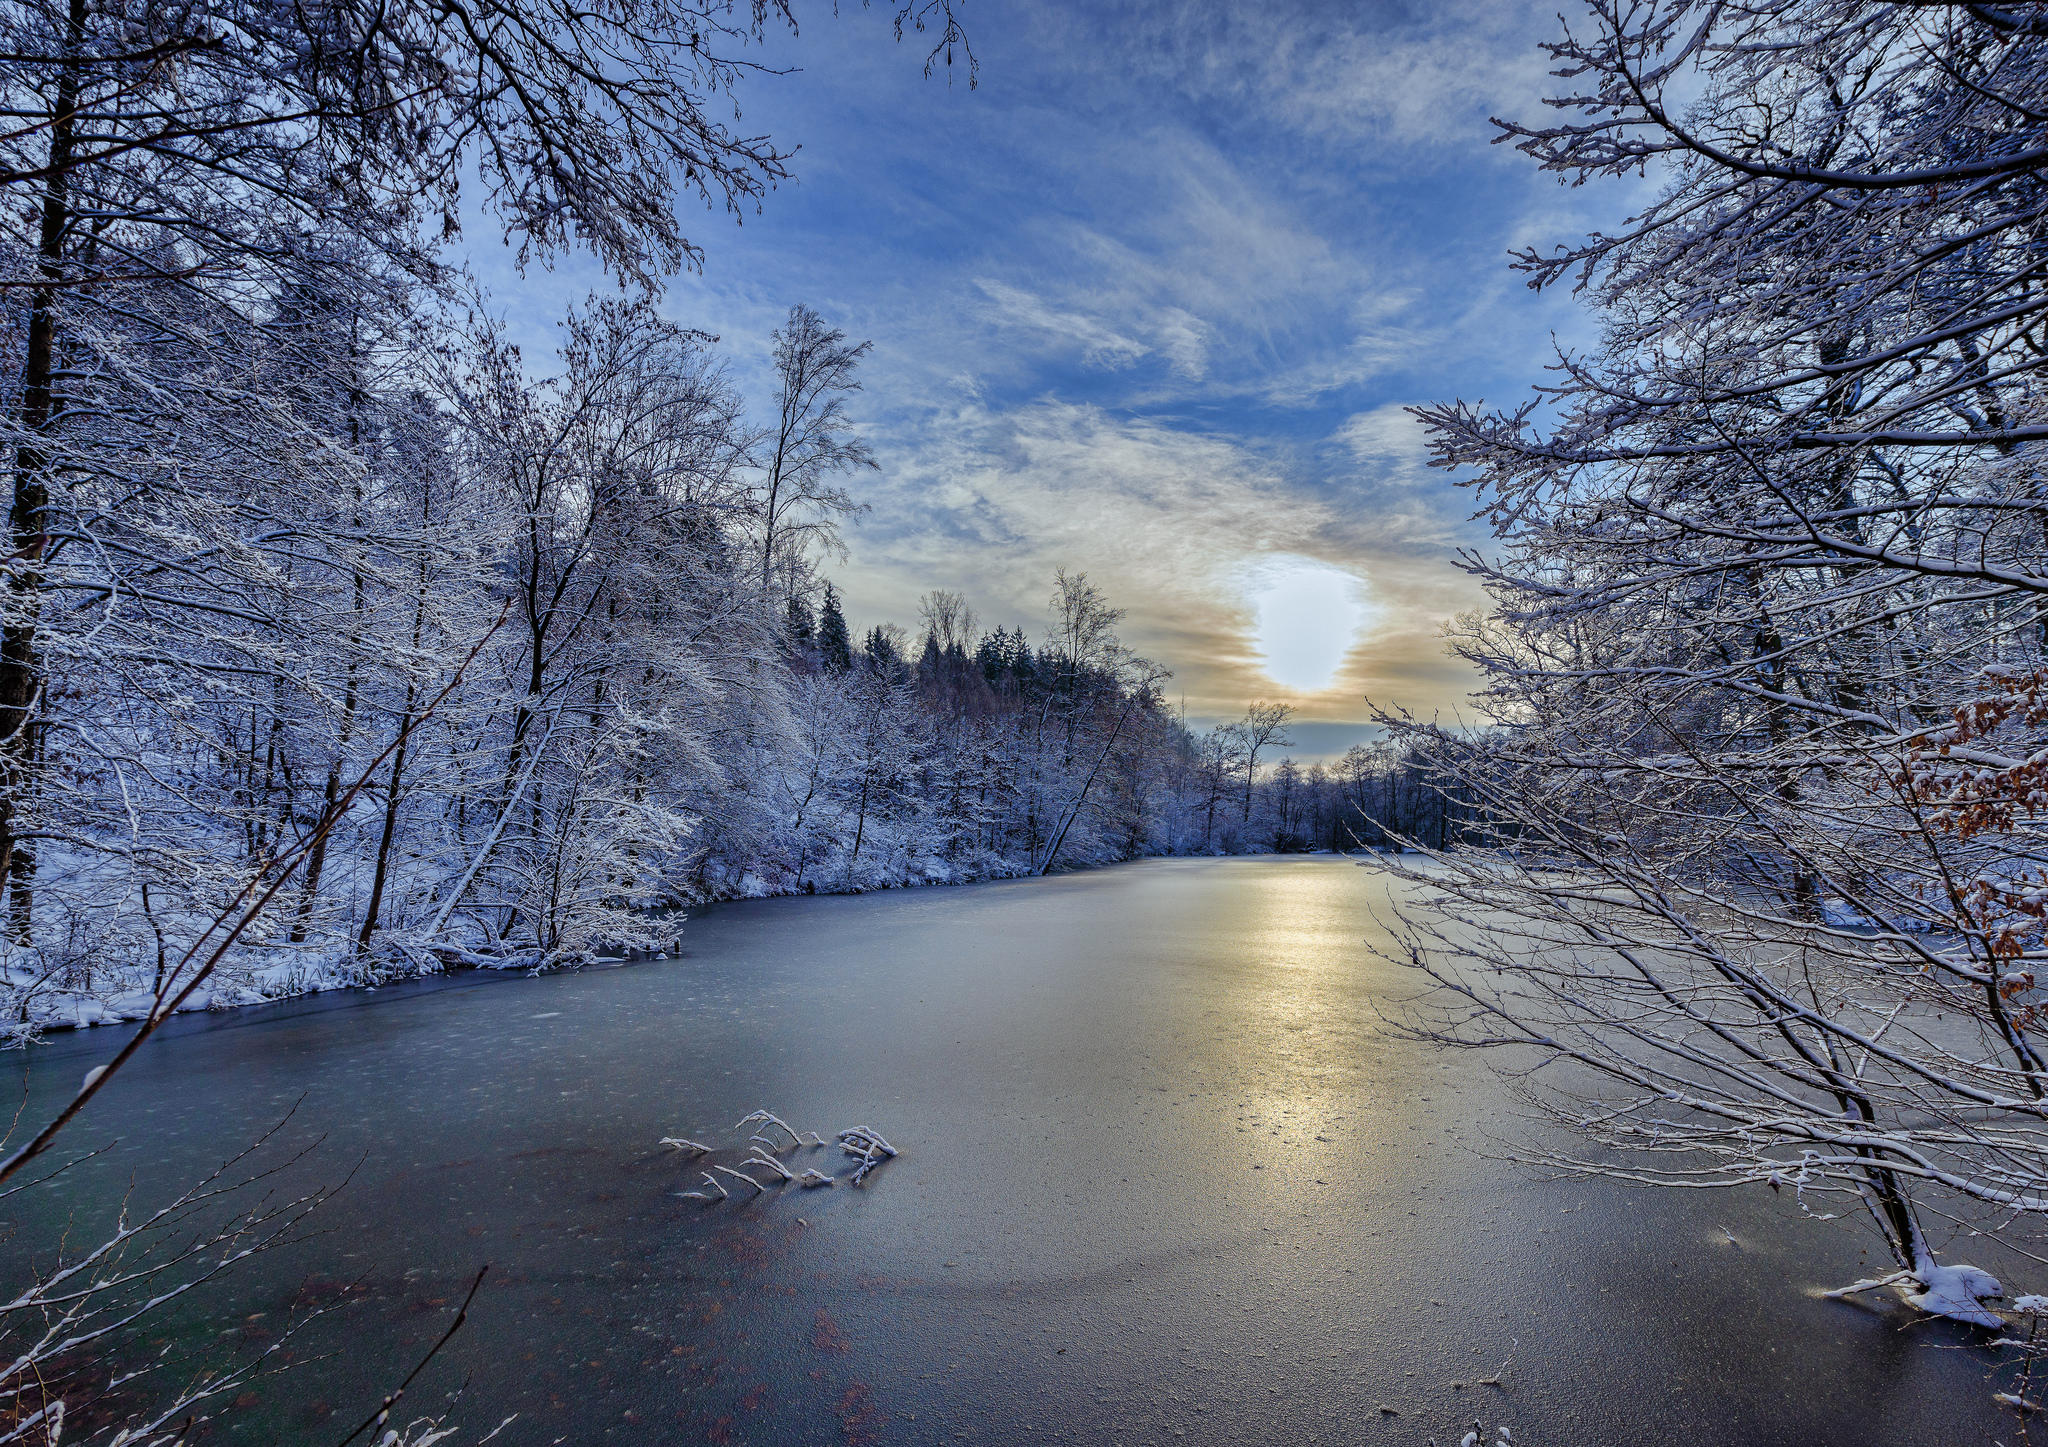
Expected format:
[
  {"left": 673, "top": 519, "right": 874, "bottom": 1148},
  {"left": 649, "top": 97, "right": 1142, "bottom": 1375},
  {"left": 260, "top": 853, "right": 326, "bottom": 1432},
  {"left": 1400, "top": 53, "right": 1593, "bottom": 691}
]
[{"left": 1904, "top": 1263, "right": 2005, "bottom": 1327}]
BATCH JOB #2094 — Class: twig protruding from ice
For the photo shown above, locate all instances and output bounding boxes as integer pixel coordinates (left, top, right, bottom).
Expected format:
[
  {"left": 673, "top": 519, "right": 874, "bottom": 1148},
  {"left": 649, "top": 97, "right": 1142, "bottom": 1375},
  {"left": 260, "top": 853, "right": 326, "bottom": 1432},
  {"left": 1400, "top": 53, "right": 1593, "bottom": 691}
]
[
  {"left": 837, "top": 1127, "right": 897, "bottom": 1185},
  {"left": 711, "top": 1164, "right": 767, "bottom": 1196},
  {"left": 737, "top": 1110, "right": 805, "bottom": 1149},
  {"left": 837, "top": 1126, "right": 895, "bottom": 1156},
  {"left": 672, "top": 1112, "right": 895, "bottom": 1203},
  {"left": 744, "top": 1149, "right": 795, "bottom": 1183}
]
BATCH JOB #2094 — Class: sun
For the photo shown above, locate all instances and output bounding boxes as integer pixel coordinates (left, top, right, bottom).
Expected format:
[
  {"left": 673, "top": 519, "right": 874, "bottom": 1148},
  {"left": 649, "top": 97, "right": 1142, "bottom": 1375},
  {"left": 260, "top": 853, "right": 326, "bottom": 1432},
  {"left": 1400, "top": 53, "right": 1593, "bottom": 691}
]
[{"left": 1243, "top": 555, "right": 1371, "bottom": 695}]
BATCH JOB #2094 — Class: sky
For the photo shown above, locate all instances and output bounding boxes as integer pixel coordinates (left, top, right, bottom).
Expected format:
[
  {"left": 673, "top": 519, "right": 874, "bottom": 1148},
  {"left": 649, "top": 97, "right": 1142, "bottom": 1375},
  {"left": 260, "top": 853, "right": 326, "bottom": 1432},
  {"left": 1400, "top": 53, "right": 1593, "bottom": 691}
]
[{"left": 466, "top": 0, "right": 1623, "bottom": 759}]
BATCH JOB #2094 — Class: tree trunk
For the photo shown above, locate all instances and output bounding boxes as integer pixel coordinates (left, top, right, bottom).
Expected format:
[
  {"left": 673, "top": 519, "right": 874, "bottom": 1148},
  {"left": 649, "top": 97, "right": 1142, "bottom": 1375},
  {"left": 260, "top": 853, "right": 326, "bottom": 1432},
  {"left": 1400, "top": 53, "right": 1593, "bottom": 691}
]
[
  {"left": 0, "top": 0, "right": 86, "bottom": 944},
  {"left": 356, "top": 683, "right": 416, "bottom": 955},
  {"left": 292, "top": 448, "right": 368, "bottom": 943}
]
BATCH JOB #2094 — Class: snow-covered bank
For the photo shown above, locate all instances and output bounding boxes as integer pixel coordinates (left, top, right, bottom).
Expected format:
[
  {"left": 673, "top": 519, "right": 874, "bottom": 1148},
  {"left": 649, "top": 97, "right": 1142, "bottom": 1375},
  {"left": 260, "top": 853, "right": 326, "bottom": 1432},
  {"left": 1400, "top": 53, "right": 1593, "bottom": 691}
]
[{"left": 6, "top": 843, "right": 1318, "bottom": 1039}]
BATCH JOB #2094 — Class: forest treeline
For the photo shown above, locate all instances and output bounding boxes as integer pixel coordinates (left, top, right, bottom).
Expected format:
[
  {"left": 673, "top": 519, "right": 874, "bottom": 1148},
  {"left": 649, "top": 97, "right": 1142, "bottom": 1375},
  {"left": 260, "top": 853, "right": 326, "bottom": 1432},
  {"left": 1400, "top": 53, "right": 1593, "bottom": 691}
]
[
  {"left": 0, "top": 268, "right": 1454, "bottom": 1030},
  {"left": 0, "top": 232, "right": 1440, "bottom": 1032}
]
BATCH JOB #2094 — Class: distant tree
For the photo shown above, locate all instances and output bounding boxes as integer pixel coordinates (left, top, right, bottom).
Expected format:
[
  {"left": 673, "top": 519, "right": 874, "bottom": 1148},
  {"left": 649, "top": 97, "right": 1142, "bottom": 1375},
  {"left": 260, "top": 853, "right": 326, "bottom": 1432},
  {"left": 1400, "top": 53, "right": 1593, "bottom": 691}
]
[
  {"left": 1032, "top": 571, "right": 1168, "bottom": 874},
  {"left": 1230, "top": 702, "right": 1294, "bottom": 824},
  {"left": 1336, "top": 743, "right": 1388, "bottom": 847},
  {"left": 863, "top": 623, "right": 906, "bottom": 675},
  {"left": 975, "top": 627, "right": 1007, "bottom": 684},
  {"left": 976, "top": 624, "right": 1037, "bottom": 691},
  {"left": 817, "top": 583, "right": 854, "bottom": 674},
  {"left": 918, "top": 589, "right": 977, "bottom": 654},
  {"left": 1303, "top": 762, "right": 1332, "bottom": 848},
  {"left": 1270, "top": 757, "right": 1304, "bottom": 849},
  {"left": 1198, "top": 727, "right": 1246, "bottom": 849},
  {"left": 759, "top": 304, "right": 877, "bottom": 596},
  {"left": 840, "top": 664, "right": 924, "bottom": 879}
]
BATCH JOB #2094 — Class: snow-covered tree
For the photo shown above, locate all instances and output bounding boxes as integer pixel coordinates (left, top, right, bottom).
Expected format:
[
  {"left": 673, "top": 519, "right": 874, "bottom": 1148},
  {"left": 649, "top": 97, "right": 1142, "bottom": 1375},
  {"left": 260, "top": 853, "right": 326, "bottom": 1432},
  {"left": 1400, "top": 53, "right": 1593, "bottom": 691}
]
[
  {"left": 1395, "top": 0, "right": 2048, "bottom": 1328},
  {"left": 758, "top": 303, "right": 876, "bottom": 600}
]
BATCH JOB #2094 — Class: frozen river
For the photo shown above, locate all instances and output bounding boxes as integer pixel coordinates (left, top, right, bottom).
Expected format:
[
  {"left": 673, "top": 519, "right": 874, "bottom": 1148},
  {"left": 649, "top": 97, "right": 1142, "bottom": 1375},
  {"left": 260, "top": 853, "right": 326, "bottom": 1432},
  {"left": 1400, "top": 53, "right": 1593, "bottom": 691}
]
[{"left": 2, "top": 857, "right": 2017, "bottom": 1444}]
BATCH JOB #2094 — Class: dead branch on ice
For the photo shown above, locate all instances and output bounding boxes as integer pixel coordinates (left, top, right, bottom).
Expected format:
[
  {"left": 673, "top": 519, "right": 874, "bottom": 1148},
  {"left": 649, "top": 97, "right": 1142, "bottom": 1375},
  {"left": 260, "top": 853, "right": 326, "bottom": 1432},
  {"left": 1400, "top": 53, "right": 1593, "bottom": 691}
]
[
  {"left": 743, "top": 1149, "right": 795, "bottom": 1183},
  {"left": 711, "top": 1164, "right": 767, "bottom": 1196},
  {"left": 737, "top": 1111, "right": 805, "bottom": 1149},
  {"left": 837, "top": 1127, "right": 897, "bottom": 1185},
  {"left": 670, "top": 1115, "right": 895, "bottom": 1202},
  {"left": 837, "top": 1127, "right": 895, "bottom": 1157}
]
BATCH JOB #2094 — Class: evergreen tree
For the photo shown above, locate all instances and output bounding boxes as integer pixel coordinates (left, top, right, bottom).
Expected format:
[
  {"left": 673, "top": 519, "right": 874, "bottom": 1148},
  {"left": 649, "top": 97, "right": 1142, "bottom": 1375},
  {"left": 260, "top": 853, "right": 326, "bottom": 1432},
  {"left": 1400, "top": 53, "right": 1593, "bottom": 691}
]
[
  {"left": 975, "top": 627, "right": 1008, "bottom": 684},
  {"left": 817, "top": 583, "right": 854, "bottom": 674},
  {"left": 785, "top": 592, "right": 816, "bottom": 649},
  {"left": 864, "top": 625, "right": 901, "bottom": 674}
]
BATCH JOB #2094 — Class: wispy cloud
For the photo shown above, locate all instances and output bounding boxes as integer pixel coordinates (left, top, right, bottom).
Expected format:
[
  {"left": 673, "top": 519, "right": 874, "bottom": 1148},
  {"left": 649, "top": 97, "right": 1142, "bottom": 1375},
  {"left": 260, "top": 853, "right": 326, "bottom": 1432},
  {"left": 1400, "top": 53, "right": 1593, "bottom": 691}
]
[
  {"left": 839, "top": 397, "right": 1485, "bottom": 718},
  {"left": 1334, "top": 402, "right": 1436, "bottom": 488},
  {"left": 971, "top": 278, "right": 1149, "bottom": 370},
  {"left": 471, "top": 0, "right": 1628, "bottom": 724}
]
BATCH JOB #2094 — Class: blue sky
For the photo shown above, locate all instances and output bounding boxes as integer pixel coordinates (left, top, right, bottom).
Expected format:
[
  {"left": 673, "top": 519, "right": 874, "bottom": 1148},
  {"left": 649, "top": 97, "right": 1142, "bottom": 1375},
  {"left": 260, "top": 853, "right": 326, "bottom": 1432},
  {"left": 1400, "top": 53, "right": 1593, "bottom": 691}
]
[{"left": 468, "top": 0, "right": 1623, "bottom": 757}]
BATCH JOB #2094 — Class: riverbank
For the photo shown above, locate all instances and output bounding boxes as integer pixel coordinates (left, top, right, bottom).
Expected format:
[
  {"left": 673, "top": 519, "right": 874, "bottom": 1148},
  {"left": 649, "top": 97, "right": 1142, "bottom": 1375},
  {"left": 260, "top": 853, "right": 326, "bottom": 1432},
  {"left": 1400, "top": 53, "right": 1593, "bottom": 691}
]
[{"left": 7, "top": 843, "right": 1349, "bottom": 1038}]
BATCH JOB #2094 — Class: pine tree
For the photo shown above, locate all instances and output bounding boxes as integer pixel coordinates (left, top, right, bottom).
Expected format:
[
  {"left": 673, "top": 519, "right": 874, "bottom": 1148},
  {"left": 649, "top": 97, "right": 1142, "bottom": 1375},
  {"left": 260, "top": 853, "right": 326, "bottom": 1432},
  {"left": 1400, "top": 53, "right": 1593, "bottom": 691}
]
[
  {"left": 785, "top": 592, "right": 816, "bottom": 650},
  {"left": 864, "top": 625, "right": 901, "bottom": 674},
  {"left": 976, "top": 627, "right": 1007, "bottom": 684},
  {"left": 817, "top": 583, "right": 853, "bottom": 674}
]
